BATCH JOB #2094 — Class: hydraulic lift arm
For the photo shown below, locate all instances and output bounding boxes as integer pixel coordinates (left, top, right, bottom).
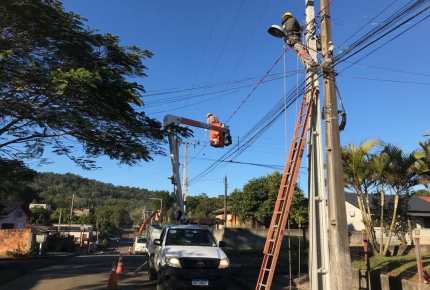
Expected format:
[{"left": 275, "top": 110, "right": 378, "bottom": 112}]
[{"left": 163, "top": 114, "right": 232, "bottom": 223}]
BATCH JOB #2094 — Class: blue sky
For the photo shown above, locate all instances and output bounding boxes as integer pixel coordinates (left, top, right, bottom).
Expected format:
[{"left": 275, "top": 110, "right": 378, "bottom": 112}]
[{"left": 33, "top": 0, "right": 429, "bottom": 198}]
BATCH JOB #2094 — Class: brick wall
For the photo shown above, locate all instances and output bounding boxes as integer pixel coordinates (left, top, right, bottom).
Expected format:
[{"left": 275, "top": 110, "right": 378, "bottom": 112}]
[{"left": 0, "top": 228, "right": 33, "bottom": 253}]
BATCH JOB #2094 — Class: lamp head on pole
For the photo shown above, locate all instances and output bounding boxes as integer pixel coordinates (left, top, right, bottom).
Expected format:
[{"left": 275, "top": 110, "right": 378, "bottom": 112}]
[{"left": 268, "top": 25, "right": 285, "bottom": 38}]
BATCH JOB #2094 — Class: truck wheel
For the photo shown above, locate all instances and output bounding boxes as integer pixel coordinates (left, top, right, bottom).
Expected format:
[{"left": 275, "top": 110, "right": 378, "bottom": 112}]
[
  {"left": 148, "top": 259, "right": 157, "bottom": 280},
  {"left": 156, "top": 271, "right": 166, "bottom": 290}
]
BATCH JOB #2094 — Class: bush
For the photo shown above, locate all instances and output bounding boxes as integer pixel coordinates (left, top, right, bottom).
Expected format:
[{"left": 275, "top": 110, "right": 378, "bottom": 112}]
[{"left": 5, "top": 242, "right": 30, "bottom": 258}]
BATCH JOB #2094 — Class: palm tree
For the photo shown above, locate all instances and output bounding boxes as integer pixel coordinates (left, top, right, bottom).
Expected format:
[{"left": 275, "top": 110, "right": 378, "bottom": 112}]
[
  {"left": 368, "top": 151, "right": 390, "bottom": 254},
  {"left": 380, "top": 145, "right": 418, "bottom": 256},
  {"left": 341, "top": 138, "right": 383, "bottom": 253},
  {"left": 414, "top": 141, "right": 430, "bottom": 193}
]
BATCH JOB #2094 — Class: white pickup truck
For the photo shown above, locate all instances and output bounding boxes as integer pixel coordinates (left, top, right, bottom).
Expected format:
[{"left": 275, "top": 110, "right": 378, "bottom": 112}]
[
  {"left": 153, "top": 224, "right": 231, "bottom": 290},
  {"left": 146, "top": 224, "right": 163, "bottom": 280}
]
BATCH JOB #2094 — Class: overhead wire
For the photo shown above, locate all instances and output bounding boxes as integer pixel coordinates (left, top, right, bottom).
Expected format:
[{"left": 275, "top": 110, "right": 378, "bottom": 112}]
[
  {"left": 189, "top": 0, "right": 429, "bottom": 184},
  {"left": 191, "top": 0, "right": 246, "bottom": 118},
  {"left": 179, "top": 0, "right": 224, "bottom": 117}
]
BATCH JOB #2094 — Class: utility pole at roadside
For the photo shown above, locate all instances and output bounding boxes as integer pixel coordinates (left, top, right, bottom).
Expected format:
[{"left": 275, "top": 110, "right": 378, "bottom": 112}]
[
  {"left": 224, "top": 174, "right": 228, "bottom": 228},
  {"left": 305, "top": 1, "right": 330, "bottom": 289},
  {"left": 320, "top": 0, "right": 352, "bottom": 288},
  {"left": 181, "top": 141, "right": 199, "bottom": 214}
]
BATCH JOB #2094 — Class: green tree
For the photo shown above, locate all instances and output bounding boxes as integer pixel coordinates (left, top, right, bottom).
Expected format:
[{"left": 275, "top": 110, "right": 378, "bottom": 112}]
[
  {"left": 129, "top": 208, "right": 143, "bottom": 227},
  {"left": 0, "top": 157, "right": 37, "bottom": 201},
  {"left": 230, "top": 171, "right": 308, "bottom": 228},
  {"left": 341, "top": 139, "right": 383, "bottom": 254},
  {"left": 50, "top": 207, "right": 77, "bottom": 223},
  {"left": 0, "top": 0, "right": 191, "bottom": 171},
  {"left": 414, "top": 140, "right": 430, "bottom": 193},
  {"left": 380, "top": 144, "right": 418, "bottom": 254},
  {"left": 77, "top": 212, "right": 96, "bottom": 224},
  {"left": 414, "top": 189, "right": 430, "bottom": 196},
  {"left": 186, "top": 193, "right": 223, "bottom": 219},
  {"left": 289, "top": 187, "right": 308, "bottom": 226},
  {"left": 28, "top": 207, "right": 51, "bottom": 225}
]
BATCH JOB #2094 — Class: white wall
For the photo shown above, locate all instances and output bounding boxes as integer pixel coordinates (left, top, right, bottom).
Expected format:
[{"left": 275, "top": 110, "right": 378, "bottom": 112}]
[
  {"left": 0, "top": 208, "right": 28, "bottom": 229},
  {"left": 345, "top": 202, "right": 364, "bottom": 231}
]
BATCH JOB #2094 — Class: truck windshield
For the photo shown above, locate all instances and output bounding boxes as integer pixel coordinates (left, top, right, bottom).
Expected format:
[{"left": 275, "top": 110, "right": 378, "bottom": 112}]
[
  {"left": 166, "top": 229, "right": 217, "bottom": 246},
  {"left": 136, "top": 237, "right": 147, "bottom": 243}
]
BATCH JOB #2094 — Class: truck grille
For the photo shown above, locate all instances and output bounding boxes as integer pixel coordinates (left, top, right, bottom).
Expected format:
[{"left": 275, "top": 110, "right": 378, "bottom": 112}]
[{"left": 180, "top": 258, "right": 220, "bottom": 268}]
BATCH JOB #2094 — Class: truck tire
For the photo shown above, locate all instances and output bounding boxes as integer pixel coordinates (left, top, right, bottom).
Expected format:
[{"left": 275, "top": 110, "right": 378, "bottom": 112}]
[
  {"left": 156, "top": 271, "right": 166, "bottom": 290},
  {"left": 148, "top": 257, "right": 157, "bottom": 280}
]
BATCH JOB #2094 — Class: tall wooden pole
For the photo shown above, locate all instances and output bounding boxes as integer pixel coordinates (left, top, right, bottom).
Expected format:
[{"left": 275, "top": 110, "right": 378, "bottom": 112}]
[{"left": 320, "top": 0, "right": 352, "bottom": 288}]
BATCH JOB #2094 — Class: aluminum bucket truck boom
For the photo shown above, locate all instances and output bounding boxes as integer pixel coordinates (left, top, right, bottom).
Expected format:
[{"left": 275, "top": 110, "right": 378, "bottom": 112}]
[{"left": 163, "top": 114, "right": 232, "bottom": 224}]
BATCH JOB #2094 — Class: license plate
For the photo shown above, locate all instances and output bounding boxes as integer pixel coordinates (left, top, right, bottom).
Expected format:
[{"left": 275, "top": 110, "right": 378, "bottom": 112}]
[{"left": 192, "top": 279, "right": 209, "bottom": 286}]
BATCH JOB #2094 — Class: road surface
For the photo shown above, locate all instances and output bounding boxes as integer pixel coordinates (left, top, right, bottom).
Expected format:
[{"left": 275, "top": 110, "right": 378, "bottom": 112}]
[{"left": 0, "top": 230, "right": 244, "bottom": 290}]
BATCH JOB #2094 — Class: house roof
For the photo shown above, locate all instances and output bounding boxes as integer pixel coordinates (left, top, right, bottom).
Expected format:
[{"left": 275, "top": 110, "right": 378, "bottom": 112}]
[
  {"left": 0, "top": 201, "right": 32, "bottom": 219},
  {"left": 418, "top": 196, "right": 430, "bottom": 203},
  {"left": 38, "top": 225, "right": 93, "bottom": 232},
  {"left": 212, "top": 206, "right": 231, "bottom": 215},
  {"left": 345, "top": 192, "right": 430, "bottom": 215}
]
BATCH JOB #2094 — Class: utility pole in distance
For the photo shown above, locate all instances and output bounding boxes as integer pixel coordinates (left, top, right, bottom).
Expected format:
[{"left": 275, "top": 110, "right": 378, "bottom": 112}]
[{"left": 320, "top": 0, "right": 352, "bottom": 288}]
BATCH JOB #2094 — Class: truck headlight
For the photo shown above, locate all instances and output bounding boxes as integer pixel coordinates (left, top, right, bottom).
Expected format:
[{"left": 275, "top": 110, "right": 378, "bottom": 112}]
[
  {"left": 165, "top": 257, "right": 182, "bottom": 268},
  {"left": 218, "top": 258, "right": 229, "bottom": 269}
]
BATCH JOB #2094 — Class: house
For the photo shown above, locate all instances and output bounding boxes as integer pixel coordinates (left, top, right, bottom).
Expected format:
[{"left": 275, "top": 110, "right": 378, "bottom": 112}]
[
  {"left": 212, "top": 207, "right": 253, "bottom": 229},
  {"left": 0, "top": 201, "right": 32, "bottom": 229},
  {"left": 29, "top": 203, "right": 51, "bottom": 211},
  {"left": 40, "top": 223, "right": 94, "bottom": 244},
  {"left": 345, "top": 192, "right": 430, "bottom": 232}
]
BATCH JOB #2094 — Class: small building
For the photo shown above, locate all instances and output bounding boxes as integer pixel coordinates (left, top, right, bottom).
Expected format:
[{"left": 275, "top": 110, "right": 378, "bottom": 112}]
[
  {"left": 212, "top": 207, "right": 253, "bottom": 229},
  {"left": 0, "top": 201, "right": 32, "bottom": 229},
  {"left": 29, "top": 203, "right": 51, "bottom": 211}
]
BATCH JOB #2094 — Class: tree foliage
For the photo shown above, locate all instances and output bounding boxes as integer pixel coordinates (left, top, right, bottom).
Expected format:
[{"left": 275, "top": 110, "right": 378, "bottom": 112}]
[
  {"left": 342, "top": 139, "right": 419, "bottom": 254},
  {"left": 28, "top": 207, "right": 51, "bottom": 225},
  {"left": 0, "top": 157, "right": 37, "bottom": 200},
  {"left": 186, "top": 193, "right": 223, "bottom": 219},
  {"left": 230, "top": 171, "right": 308, "bottom": 228},
  {"left": 0, "top": 0, "right": 191, "bottom": 171}
]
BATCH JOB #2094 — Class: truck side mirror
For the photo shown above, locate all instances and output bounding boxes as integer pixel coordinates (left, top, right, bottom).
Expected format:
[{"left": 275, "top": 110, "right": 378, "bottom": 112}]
[
  {"left": 218, "top": 241, "right": 226, "bottom": 247},
  {"left": 154, "top": 239, "right": 161, "bottom": 246}
]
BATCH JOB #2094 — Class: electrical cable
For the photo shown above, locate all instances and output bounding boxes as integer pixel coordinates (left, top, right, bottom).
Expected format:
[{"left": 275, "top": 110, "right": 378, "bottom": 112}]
[{"left": 189, "top": 0, "right": 429, "bottom": 184}]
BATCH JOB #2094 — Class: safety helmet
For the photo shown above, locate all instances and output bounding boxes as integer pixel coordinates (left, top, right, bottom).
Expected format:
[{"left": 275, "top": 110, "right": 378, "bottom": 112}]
[
  {"left": 282, "top": 12, "right": 292, "bottom": 23},
  {"left": 207, "top": 113, "right": 213, "bottom": 118}
]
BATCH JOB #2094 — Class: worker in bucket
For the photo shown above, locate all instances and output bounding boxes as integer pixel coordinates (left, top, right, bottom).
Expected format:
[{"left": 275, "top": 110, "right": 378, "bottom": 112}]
[
  {"left": 281, "top": 12, "right": 320, "bottom": 72},
  {"left": 206, "top": 113, "right": 219, "bottom": 125}
]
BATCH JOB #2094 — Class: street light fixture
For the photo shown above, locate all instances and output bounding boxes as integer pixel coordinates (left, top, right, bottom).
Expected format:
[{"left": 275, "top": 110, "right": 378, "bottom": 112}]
[
  {"left": 150, "top": 197, "right": 163, "bottom": 224},
  {"left": 267, "top": 25, "right": 285, "bottom": 38}
]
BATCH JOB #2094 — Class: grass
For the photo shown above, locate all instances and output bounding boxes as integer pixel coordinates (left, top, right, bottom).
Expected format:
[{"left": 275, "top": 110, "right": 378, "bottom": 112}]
[
  {"left": 224, "top": 249, "right": 430, "bottom": 281},
  {"left": 351, "top": 254, "right": 430, "bottom": 280}
]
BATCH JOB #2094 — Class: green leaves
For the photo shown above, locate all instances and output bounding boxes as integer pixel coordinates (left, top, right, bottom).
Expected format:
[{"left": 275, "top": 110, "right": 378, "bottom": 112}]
[
  {"left": 230, "top": 171, "right": 308, "bottom": 228},
  {"left": 0, "top": 0, "right": 178, "bottom": 170}
]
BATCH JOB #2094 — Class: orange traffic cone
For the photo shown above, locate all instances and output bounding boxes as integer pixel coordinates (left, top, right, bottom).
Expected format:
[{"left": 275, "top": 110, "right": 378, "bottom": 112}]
[
  {"left": 116, "top": 254, "right": 124, "bottom": 274},
  {"left": 128, "top": 247, "right": 131, "bottom": 255},
  {"left": 107, "top": 262, "right": 117, "bottom": 290}
]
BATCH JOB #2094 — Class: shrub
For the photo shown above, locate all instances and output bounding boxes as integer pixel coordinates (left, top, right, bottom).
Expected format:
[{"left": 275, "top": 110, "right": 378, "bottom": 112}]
[{"left": 5, "top": 242, "right": 30, "bottom": 258}]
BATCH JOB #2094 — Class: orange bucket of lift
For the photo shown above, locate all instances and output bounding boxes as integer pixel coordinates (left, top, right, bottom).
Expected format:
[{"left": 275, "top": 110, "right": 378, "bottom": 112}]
[{"left": 209, "top": 122, "right": 225, "bottom": 148}]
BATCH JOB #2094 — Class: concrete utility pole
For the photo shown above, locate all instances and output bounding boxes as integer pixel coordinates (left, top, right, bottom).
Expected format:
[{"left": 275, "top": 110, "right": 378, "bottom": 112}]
[
  {"left": 320, "top": 0, "right": 352, "bottom": 288},
  {"left": 181, "top": 141, "right": 199, "bottom": 214},
  {"left": 224, "top": 174, "right": 228, "bottom": 228},
  {"left": 305, "top": 1, "right": 330, "bottom": 289}
]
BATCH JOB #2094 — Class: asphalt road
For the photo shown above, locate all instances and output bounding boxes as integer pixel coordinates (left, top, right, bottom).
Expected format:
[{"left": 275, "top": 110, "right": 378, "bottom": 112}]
[{"left": 0, "top": 230, "right": 244, "bottom": 290}]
